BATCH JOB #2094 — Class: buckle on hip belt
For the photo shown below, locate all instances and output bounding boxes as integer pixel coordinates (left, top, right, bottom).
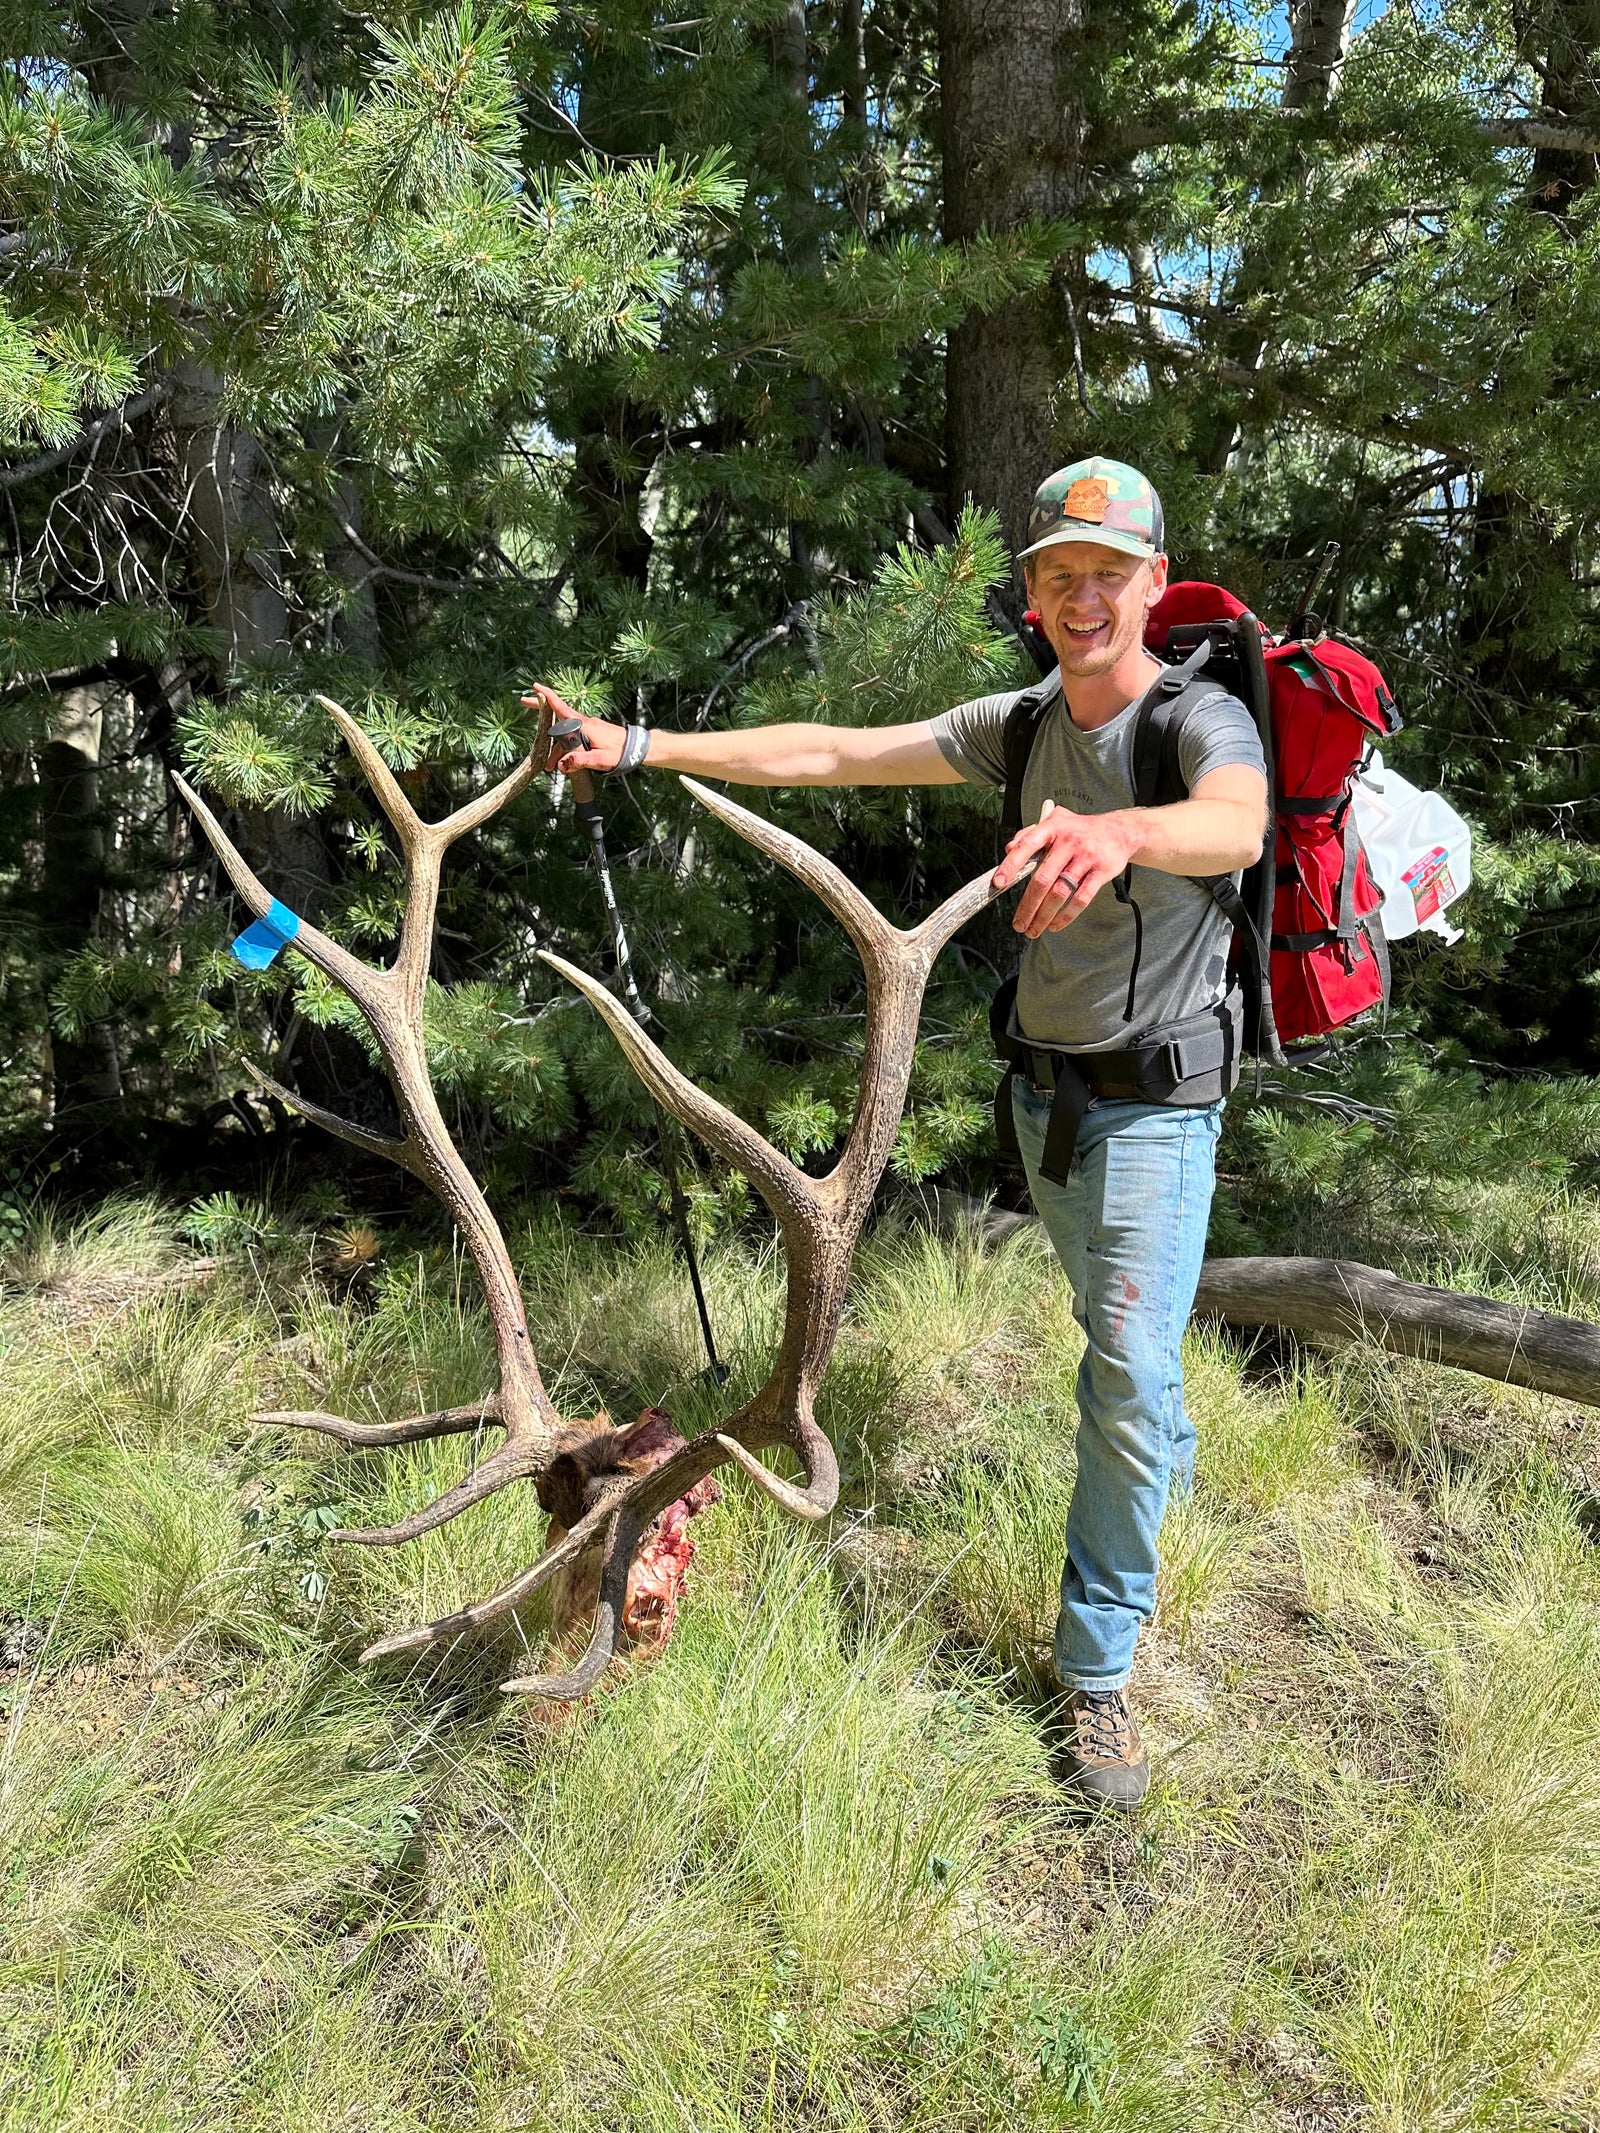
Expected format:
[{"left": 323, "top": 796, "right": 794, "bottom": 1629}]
[{"left": 1026, "top": 1049, "right": 1060, "bottom": 1097}]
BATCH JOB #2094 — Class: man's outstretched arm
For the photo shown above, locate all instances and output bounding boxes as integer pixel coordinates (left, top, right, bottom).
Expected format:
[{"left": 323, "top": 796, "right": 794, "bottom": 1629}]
[{"left": 523, "top": 686, "right": 963, "bottom": 788}]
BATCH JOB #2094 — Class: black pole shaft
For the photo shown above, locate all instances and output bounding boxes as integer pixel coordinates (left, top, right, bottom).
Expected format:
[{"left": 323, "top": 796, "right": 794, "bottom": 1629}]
[
  {"left": 650, "top": 1105, "right": 724, "bottom": 1380},
  {"left": 563, "top": 770, "right": 725, "bottom": 1380}
]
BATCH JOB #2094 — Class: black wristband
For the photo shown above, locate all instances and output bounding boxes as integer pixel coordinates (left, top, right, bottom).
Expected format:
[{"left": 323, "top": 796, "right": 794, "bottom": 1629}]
[{"left": 616, "top": 723, "right": 652, "bottom": 774}]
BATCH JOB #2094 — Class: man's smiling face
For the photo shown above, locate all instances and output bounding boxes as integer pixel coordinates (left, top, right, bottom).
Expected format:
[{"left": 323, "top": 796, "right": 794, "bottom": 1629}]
[{"left": 1026, "top": 541, "right": 1169, "bottom": 679}]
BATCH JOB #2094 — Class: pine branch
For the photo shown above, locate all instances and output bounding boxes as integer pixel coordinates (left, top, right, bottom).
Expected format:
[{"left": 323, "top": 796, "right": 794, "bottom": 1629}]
[{"left": 0, "top": 384, "right": 171, "bottom": 493}]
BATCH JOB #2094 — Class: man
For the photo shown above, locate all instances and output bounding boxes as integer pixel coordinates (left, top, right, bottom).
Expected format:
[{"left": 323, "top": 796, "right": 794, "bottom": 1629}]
[{"left": 526, "top": 458, "right": 1267, "bottom": 1807}]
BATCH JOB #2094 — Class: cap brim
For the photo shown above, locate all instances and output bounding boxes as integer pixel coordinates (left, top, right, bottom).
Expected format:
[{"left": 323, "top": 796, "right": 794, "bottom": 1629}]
[{"left": 1019, "top": 525, "right": 1160, "bottom": 563}]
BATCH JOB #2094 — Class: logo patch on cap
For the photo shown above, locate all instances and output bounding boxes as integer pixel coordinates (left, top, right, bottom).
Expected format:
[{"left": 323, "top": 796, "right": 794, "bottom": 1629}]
[{"left": 1063, "top": 477, "right": 1110, "bottom": 524}]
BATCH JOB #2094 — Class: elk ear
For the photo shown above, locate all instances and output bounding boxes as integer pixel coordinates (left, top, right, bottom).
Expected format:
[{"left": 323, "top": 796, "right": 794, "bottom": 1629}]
[
  {"left": 534, "top": 1454, "right": 586, "bottom": 1530},
  {"left": 535, "top": 1420, "right": 627, "bottom": 1528}
]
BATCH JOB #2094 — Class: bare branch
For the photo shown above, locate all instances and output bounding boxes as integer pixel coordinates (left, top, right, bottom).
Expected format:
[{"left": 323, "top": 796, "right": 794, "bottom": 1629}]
[
  {"left": 1111, "top": 108, "right": 1600, "bottom": 159},
  {"left": 0, "top": 384, "right": 172, "bottom": 493},
  {"left": 1195, "top": 1257, "right": 1600, "bottom": 1404}
]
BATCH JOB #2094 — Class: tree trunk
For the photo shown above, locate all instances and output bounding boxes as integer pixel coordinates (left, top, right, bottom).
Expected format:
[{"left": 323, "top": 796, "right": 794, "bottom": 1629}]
[
  {"left": 311, "top": 420, "right": 383, "bottom": 665},
  {"left": 1193, "top": 1256, "right": 1600, "bottom": 1408},
  {"left": 165, "top": 366, "right": 385, "bottom": 1122},
  {"left": 1457, "top": 0, "right": 1600, "bottom": 872},
  {"left": 770, "top": 0, "right": 833, "bottom": 582},
  {"left": 1282, "top": 0, "right": 1360, "bottom": 111},
  {"left": 1194, "top": 0, "right": 1362, "bottom": 474},
  {"left": 39, "top": 686, "right": 122, "bottom": 1120},
  {"left": 839, "top": 0, "right": 871, "bottom": 234},
  {"left": 1517, "top": 0, "right": 1600, "bottom": 212},
  {"left": 940, "top": 0, "right": 1085, "bottom": 562},
  {"left": 938, "top": 1195, "right": 1600, "bottom": 1410},
  {"left": 170, "top": 363, "right": 289, "bottom": 669}
]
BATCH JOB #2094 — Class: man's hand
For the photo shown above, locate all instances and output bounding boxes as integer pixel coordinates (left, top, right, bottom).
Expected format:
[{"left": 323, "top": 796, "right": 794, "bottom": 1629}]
[
  {"left": 994, "top": 801, "right": 1141, "bottom": 939},
  {"left": 522, "top": 685, "right": 627, "bottom": 775}
]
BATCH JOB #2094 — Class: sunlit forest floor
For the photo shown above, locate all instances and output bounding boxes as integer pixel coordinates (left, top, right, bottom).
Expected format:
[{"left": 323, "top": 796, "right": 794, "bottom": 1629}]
[{"left": 3, "top": 1191, "right": 1600, "bottom": 2131}]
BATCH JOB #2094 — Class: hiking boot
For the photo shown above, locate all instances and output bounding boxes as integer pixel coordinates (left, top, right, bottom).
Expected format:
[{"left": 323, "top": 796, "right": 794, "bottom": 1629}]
[{"left": 1058, "top": 1686, "right": 1149, "bottom": 1809}]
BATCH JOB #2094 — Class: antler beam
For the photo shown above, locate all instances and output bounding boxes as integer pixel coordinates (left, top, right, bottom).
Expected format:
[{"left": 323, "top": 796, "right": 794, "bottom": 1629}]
[{"left": 175, "top": 702, "right": 564, "bottom": 1530}]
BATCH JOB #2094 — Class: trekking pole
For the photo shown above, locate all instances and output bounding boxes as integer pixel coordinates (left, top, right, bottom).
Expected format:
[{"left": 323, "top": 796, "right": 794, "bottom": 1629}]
[
  {"left": 1289, "top": 541, "right": 1341, "bottom": 638},
  {"left": 548, "top": 717, "right": 727, "bottom": 1382}
]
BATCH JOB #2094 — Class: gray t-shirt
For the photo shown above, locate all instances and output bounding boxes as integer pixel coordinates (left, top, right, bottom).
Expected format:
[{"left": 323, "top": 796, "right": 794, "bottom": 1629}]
[{"left": 932, "top": 670, "right": 1267, "bottom": 1051}]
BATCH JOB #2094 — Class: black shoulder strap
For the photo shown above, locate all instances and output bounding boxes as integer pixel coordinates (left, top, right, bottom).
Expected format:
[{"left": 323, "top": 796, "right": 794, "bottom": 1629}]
[
  {"left": 999, "top": 674, "right": 1060, "bottom": 842},
  {"left": 1119, "top": 637, "right": 1253, "bottom": 1037},
  {"left": 1129, "top": 637, "right": 1226, "bottom": 810}
]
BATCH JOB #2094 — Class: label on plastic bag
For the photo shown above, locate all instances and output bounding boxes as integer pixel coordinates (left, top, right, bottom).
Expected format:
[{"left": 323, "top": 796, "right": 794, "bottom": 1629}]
[{"left": 1401, "top": 847, "right": 1457, "bottom": 924}]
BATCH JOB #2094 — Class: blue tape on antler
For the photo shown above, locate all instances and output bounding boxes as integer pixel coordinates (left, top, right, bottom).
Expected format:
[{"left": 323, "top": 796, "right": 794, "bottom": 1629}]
[{"left": 230, "top": 897, "right": 301, "bottom": 970}]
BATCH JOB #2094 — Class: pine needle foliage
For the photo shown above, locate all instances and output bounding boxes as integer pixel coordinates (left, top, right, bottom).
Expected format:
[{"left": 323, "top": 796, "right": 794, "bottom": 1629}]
[{"left": 3, "top": 0, "right": 1600, "bottom": 1225}]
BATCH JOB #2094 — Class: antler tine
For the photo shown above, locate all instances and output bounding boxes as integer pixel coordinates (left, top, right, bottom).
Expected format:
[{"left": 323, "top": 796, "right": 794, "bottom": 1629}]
[
  {"left": 330, "top": 1438, "right": 539, "bottom": 1546},
  {"left": 497, "top": 1506, "right": 644, "bottom": 1699},
  {"left": 679, "top": 778, "right": 900, "bottom": 973},
  {"left": 316, "top": 693, "right": 543, "bottom": 855},
  {"left": 242, "top": 1062, "right": 414, "bottom": 1169},
  {"left": 435, "top": 751, "right": 543, "bottom": 848},
  {"left": 678, "top": 782, "right": 1014, "bottom": 1211},
  {"left": 435, "top": 694, "right": 551, "bottom": 849},
  {"left": 538, "top": 949, "right": 821, "bottom": 1239},
  {"left": 314, "top": 695, "right": 427, "bottom": 857},
  {"left": 909, "top": 867, "right": 1014, "bottom": 961},
  {"left": 261, "top": 1398, "right": 501, "bottom": 1448},
  {"left": 715, "top": 1425, "right": 836, "bottom": 1521},
  {"left": 357, "top": 1433, "right": 726, "bottom": 1660},
  {"left": 172, "top": 771, "right": 381, "bottom": 1009}
]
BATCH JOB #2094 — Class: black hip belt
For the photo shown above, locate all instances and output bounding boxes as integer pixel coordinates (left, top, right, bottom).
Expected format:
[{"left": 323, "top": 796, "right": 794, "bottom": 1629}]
[{"left": 990, "top": 976, "right": 1241, "bottom": 1186}]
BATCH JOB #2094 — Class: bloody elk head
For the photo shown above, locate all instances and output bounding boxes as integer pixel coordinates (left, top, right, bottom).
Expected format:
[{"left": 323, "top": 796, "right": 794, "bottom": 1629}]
[{"left": 175, "top": 701, "right": 1003, "bottom": 1696}]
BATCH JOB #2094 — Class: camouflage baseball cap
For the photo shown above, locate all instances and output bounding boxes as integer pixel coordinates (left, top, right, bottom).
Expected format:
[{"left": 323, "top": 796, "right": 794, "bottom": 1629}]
[{"left": 1019, "top": 457, "right": 1165, "bottom": 563}]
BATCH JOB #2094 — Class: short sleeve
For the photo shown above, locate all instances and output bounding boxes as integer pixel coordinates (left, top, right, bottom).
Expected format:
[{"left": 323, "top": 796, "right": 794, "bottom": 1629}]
[
  {"left": 1176, "top": 690, "right": 1268, "bottom": 790},
  {"left": 929, "top": 687, "right": 1043, "bottom": 790}
]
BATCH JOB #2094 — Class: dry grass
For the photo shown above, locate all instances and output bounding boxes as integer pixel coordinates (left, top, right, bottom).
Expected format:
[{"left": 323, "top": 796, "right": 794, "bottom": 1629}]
[{"left": 1, "top": 1190, "right": 1598, "bottom": 2129}]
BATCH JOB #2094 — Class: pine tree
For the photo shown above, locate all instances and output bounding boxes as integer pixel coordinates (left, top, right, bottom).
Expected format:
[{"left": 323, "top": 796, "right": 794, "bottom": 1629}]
[
  {"left": 0, "top": 0, "right": 1040, "bottom": 1213},
  {"left": 4, "top": 0, "right": 1600, "bottom": 1235}
]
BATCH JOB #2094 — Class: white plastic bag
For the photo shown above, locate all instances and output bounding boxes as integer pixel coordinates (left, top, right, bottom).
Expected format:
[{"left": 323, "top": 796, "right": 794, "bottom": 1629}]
[{"left": 1352, "top": 752, "right": 1472, "bottom": 944}]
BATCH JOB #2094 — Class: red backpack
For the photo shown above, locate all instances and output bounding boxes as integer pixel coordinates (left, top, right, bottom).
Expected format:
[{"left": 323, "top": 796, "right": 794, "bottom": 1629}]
[{"left": 1140, "top": 582, "right": 1401, "bottom": 1052}]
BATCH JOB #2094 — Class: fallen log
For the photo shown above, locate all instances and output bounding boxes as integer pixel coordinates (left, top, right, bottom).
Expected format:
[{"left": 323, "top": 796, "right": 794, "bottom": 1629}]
[
  {"left": 1193, "top": 1256, "right": 1600, "bottom": 1408},
  {"left": 930, "top": 1196, "right": 1600, "bottom": 1410}
]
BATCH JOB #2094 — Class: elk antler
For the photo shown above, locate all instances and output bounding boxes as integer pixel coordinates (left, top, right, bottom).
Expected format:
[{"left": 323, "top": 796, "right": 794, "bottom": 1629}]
[
  {"left": 174, "top": 700, "right": 567, "bottom": 1540},
  {"left": 178, "top": 714, "right": 1006, "bottom": 1697},
  {"left": 355, "top": 777, "right": 1006, "bottom": 1683}
]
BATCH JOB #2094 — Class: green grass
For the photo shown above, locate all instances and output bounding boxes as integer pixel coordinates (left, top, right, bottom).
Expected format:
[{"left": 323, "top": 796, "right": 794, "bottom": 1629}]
[{"left": 1, "top": 1189, "right": 1598, "bottom": 2128}]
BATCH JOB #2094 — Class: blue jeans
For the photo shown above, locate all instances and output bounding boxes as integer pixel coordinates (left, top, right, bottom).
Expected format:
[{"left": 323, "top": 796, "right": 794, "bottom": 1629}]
[{"left": 1011, "top": 1080, "right": 1223, "bottom": 1692}]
